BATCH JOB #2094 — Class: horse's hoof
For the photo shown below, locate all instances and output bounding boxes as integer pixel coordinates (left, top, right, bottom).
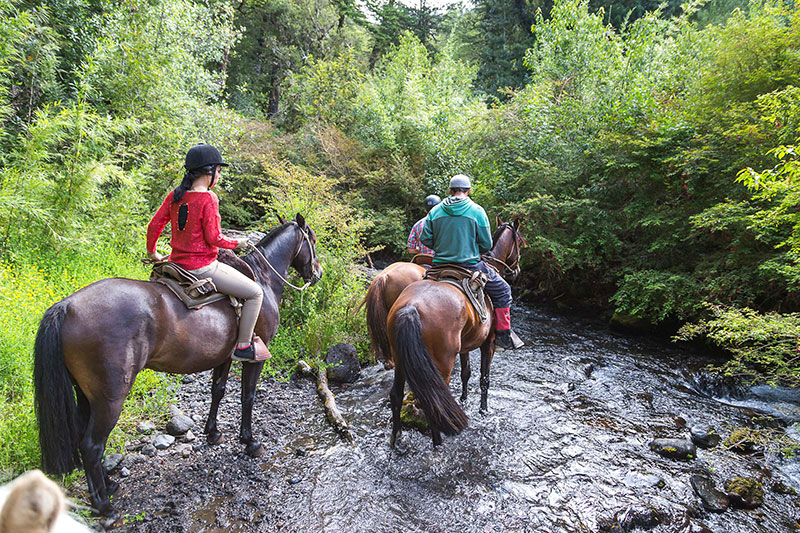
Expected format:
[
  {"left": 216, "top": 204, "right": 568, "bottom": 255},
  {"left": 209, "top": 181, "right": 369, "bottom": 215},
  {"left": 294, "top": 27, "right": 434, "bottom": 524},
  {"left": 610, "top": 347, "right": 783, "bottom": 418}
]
[
  {"left": 207, "top": 432, "right": 224, "bottom": 445},
  {"left": 98, "top": 509, "right": 120, "bottom": 529},
  {"left": 245, "top": 442, "right": 265, "bottom": 457}
]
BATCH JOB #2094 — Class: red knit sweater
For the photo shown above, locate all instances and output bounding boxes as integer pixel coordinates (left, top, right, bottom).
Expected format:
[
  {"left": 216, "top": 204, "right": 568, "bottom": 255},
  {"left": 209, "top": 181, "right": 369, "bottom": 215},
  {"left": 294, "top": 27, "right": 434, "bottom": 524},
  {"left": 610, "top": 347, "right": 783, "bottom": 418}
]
[{"left": 146, "top": 190, "right": 239, "bottom": 270}]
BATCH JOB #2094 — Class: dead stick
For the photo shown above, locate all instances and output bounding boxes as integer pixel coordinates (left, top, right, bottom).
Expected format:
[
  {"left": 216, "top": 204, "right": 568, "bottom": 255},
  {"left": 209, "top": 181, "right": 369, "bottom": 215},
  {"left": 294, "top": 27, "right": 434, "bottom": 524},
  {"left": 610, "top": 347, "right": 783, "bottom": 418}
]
[{"left": 316, "top": 366, "right": 353, "bottom": 441}]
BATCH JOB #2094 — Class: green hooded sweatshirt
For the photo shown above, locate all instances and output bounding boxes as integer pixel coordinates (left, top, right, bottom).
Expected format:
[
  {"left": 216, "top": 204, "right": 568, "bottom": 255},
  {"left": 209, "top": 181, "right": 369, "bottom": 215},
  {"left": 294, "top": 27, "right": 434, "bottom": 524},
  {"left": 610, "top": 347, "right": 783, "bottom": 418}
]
[{"left": 421, "top": 196, "right": 492, "bottom": 264}]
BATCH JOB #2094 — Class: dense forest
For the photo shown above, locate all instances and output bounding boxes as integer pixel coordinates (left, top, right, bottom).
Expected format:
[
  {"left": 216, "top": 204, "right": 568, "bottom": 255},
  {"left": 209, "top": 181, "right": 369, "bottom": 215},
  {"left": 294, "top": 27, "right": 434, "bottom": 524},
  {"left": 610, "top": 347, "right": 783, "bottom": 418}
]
[{"left": 0, "top": 0, "right": 798, "bottom": 475}]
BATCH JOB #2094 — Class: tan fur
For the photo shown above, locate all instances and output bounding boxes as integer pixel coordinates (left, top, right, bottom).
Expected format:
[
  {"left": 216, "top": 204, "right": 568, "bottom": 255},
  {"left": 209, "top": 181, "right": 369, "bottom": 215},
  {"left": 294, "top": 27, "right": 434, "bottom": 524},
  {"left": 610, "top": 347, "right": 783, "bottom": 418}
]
[{"left": 0, "top": 470, "right": 87, "bottom": 533}]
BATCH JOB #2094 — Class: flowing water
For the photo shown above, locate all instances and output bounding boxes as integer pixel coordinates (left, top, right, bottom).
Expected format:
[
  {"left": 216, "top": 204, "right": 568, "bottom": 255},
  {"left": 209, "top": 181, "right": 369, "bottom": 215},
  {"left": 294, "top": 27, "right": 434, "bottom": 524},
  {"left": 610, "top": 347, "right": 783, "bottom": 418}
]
[{"left": 198, "top": 304, "right": 800, "bottom": 532}]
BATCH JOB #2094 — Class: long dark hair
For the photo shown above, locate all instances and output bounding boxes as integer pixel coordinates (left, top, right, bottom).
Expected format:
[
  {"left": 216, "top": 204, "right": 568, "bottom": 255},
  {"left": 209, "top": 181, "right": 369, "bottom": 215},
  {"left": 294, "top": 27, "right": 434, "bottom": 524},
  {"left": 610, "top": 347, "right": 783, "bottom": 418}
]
[{"left": 172, "top": 165, "right": 215, "bottom": 203}]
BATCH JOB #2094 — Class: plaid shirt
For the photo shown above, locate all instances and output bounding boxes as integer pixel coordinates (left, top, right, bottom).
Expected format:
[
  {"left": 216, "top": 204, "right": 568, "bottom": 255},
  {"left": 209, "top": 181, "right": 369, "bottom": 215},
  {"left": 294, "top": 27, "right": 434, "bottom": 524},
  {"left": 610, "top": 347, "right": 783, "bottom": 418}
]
[{"left": 407, "top": 217, "right": 435, "bottom": 255}]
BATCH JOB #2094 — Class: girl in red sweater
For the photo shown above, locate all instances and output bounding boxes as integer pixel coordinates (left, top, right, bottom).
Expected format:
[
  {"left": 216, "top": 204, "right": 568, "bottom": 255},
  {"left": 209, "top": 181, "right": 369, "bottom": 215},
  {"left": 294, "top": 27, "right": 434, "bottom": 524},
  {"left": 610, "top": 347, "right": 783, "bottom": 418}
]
[{"left": 147, "top": 144, "right": 263, "bottom": 362}]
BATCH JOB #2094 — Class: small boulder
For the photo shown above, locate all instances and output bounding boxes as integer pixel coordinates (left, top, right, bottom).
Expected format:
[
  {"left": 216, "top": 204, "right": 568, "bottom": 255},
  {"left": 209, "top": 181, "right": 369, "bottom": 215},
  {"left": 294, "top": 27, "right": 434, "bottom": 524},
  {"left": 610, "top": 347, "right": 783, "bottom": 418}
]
[
  {"left": 120, "top": 467, "right": 131, "bottom": 478},
  {"left": 137, "top": 420, "right": 157, "bottom": 434},
  {"left": 103, "top": 453, "right": 124, "bottom": 472},
  {"left": 649, "top": 438, "right": 696, "bottom": 461},
  {"left": 153, "top": 434, "right": 175, "bottom": 450},
  {"left": 325, "top": 343, "right": 361, "bottom": 383},
  {"left": 183, "top": 430, "right": 197, "bottom": 443},
  {"left": 597, "top": 506, "right": 665, "bottom": 531},
  {"left": 174, "top": 443, "right": 192, "bottom": 457},
  {"left": 166, "top": 414, "right": 194, "bottom": 436},
  {"left": 690, "top": 475, "right": 729, "bottom": 512},
  {"left": 690, "top": 425, "right": 721, "bottom": 448},
  {"left": 725, "top": 477, "right": 764, "bottom": 509},
  {"left": 771, "top": 479, "right": 797, "bottom": 495},
  {"left": 141, "top": 444, "right": 157, "bottom": 457}
]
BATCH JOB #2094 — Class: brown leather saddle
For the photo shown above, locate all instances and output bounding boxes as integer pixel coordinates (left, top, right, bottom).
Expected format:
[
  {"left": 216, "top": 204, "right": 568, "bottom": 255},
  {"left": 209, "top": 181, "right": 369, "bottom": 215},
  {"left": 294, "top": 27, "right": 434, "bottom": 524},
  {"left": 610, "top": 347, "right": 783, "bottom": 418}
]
[
  {"left": 423, "top": 264, "right": 489, "bottom": 323},
  {"left": 148, "top": 250, "right": 255, "bottom": 311},
  {"left": 410, "top": 253, "right": 434, "bottom": 267}
]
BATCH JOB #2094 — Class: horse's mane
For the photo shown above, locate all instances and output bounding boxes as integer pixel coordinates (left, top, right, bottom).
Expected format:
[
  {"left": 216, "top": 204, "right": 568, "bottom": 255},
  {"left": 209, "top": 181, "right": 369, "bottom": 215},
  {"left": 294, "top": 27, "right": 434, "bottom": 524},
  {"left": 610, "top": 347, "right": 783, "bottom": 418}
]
[
  {"left": 491, "top": 221, "right": 526, "bottom": 248},
  {"left": 255, "top": 221, "right": 296, "bottom": 249}
]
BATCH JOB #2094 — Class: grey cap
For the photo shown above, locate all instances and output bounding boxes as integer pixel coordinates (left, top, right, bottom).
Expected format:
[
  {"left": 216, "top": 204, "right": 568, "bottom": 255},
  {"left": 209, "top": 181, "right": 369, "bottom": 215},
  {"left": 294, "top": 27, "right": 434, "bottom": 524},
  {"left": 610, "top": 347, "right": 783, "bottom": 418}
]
[{"left": 449, "top": 174, "right": 471, "bottom": 190}]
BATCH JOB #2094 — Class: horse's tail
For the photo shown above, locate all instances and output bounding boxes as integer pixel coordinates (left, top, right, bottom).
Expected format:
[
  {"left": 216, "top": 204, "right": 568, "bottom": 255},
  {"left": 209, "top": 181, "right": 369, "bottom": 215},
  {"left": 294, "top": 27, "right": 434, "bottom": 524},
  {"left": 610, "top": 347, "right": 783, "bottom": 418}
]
[
  {"left": 33, "top": 300, "right": 81, "bottom": 475},
  {"left": 393, "top": 305, "right": 468, "bottom": 436},
  {"left": 365, "top": 274, "right": 392, "bottom": 363}
]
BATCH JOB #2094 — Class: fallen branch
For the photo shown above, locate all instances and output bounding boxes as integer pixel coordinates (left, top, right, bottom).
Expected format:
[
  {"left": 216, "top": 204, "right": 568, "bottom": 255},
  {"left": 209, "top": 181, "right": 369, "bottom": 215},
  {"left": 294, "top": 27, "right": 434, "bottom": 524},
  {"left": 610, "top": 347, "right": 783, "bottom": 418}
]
[{"left": 296, "top": 360, "right": 353, "bottom": 441}]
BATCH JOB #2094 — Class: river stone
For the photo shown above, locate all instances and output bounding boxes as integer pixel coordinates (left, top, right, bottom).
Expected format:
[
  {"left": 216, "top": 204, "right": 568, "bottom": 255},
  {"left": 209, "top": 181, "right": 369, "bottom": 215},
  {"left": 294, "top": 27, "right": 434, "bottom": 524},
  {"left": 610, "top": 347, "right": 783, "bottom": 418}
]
[
  {"left": 166, "top": 414, "right": 194, "bottom": 436},
  {"left": 153, "top": 434, "right": 175, "bottom": 450},
  {"left": 690, "top": 475, "right": 729, "bottom": 512},
  {"left": 325, "top": 343, "right": 360, "bottom": 383},
  {"left": 649, "top": 438, "right": 696, "bottom": 461},
  {"left": 183, "top": 429, "right": 197, "bottom": 443},
  {"left": 120, "top": 467, "right": 131, "bottom": 478},
  {"left": 690, "top": 425, "right": 721, "bottom": 448},
  {"left": 141, "top": 444, "right": 157, "bottom": 457},
  {"left": 771, "top": 479, "right": 797, "bottom": 495},
  {"left": 174, "top": 443, "right": 192, "bottom": 457},
  {"left": 725, "top": 477, "right": 764, "bottom": 509},
  {"left": 597, "top": 506, "right": 665, "bottom": 531},
  {"left": 137, "top": 420, "right": 157, "bottom": 434},
  {"left": 103, "top": 453, "right": 124, "bottom": 472}
]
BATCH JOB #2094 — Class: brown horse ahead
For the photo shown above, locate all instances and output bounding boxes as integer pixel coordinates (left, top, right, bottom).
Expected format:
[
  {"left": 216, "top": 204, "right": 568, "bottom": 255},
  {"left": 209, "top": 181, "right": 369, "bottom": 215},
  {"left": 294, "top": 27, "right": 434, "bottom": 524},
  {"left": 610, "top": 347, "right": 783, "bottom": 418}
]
[
  {"left": 385, "top": 219, "right": 525, "bottom": 447},
  {"left": 33, "top": 214, "right": 322, "bottom": 519},
  {"left": 365, "top": 217, "right": 522, "bottom": 370}
]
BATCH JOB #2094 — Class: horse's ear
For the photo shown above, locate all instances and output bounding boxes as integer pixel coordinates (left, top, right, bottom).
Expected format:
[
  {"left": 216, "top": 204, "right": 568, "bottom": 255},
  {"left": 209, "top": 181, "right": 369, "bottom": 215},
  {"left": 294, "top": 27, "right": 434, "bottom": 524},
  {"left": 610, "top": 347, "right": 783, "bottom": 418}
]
[
  {"left": 496, "top": 214, "right": 503, "bottom": 228},
  {"left": 295, "top": 213, "right": 306, "bottom": 228},
  {"left": 277, "top": 213, "right": 286, "bottom": 224}
]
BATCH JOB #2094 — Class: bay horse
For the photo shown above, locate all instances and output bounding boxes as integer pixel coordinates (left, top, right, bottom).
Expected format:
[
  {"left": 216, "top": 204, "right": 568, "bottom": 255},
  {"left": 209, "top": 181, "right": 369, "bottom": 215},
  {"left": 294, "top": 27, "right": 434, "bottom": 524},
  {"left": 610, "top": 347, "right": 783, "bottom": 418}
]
[
  {"left": 385, "top": 218, "right": 524, "bottom": 447},
  {"left": 33, "top": 214, "right": 322, "bottom": 518},
  {"left": 365, "top": 217, "right": 522, "bottom": 371}
]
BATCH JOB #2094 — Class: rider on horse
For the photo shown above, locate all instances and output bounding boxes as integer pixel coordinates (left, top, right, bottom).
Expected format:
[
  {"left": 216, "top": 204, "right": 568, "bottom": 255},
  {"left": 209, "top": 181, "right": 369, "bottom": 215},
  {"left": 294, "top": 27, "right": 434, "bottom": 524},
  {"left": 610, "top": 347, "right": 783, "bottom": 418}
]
[
  {"left": 146, "top": 143, "right": 263, "bottom": 362},
  {"left": 420, "top": 174, "right": 519, "bottom": 350},
  {"left": 407, "top": 194, "right": 441, "bottom": 256}
]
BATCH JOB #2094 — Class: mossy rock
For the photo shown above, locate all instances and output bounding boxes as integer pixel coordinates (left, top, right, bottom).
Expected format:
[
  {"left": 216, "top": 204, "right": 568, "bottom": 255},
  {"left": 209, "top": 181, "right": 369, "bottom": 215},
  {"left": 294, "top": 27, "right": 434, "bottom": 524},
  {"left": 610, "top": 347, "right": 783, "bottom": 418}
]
[
  {"left": 400, "top": 391, "right": 428, "bottom": 432},
  {"left": 724, "top": 428, "right": 758, "bottom": 453},
  {"left": 609, "top": 311, "right": 652, "bottom": 333},
  {"left": 725, "top": 477, "right": 764, "bottom": 509}
]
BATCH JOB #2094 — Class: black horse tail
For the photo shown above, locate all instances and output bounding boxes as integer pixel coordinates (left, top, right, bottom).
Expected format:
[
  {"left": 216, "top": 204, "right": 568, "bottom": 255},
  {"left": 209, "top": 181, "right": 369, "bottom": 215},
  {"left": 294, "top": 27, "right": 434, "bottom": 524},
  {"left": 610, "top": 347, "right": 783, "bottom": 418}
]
[
  {"left": 364, "top": 274, "right": 392, "bottom": 364},
  {"left": 33, "top": 300, "right": 81, "bottom": 475},
  {"left": 393, "top": 306, "right": 468, "bottom": 436}
]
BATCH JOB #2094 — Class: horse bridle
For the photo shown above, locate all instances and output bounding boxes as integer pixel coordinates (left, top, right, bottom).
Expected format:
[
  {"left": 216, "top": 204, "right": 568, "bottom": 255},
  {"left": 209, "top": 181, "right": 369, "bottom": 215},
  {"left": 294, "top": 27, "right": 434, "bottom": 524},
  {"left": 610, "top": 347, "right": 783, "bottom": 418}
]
[
  {"left": 482, "top": 223, "right": 521, "bottom": 279},
  {"left": 249, "top": 223, "right": 318, "bottom": 292}
]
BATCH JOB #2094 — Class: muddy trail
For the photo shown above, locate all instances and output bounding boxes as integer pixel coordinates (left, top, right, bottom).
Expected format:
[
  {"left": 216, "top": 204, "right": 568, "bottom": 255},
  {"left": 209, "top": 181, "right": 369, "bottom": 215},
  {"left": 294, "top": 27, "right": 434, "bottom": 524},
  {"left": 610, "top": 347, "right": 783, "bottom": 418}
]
[{"left": 104, "top": 304, "right": 800, "bottom": 532}]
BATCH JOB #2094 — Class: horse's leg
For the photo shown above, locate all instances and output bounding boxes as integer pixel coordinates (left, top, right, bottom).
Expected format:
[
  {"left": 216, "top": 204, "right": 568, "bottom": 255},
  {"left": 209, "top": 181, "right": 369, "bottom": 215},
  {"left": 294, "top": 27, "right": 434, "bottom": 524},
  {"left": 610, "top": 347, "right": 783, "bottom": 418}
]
[
  {"left": 80, "top": 397, "right": 126, "bottom": 517},
  {"left": 205, "top": 361, "right": 231, "bottom": 445},
  {"left": 479, "top": 339, "right": 496, "bottom": 413},
  {"left": 459, "top": 351, "right": 471, "bottom": 403},
  {"left": 239, "top": 361, "right": 266, "bottom": 457},
  {"left": 76, "top": 388, "right": 118, "bottom": 496},
  {"left": 389, "top": 365, "right": 405, "bottom": 448}
]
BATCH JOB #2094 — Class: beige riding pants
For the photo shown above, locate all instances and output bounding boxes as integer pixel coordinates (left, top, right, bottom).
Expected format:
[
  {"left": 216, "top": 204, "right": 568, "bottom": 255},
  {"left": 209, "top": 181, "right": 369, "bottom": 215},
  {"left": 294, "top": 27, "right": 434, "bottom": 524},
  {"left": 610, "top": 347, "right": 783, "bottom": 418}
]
[{"left": 190, "top": 261, "right": 264, "bottom": 345}]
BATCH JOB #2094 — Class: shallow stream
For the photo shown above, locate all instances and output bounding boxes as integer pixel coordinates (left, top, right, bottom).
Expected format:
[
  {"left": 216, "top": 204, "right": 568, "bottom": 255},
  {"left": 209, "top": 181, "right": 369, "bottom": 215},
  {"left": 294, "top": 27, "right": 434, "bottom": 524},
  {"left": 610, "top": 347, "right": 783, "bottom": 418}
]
[{"left": 184, "top": 304, "right": 800, "bottom": 532}]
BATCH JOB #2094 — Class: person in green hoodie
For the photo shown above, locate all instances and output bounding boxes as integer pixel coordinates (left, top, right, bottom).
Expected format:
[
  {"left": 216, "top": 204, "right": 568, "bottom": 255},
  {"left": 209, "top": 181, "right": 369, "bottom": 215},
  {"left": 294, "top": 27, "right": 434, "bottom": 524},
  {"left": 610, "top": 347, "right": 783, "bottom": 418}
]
[{"left": 420, "top": 174, "right": 519, "bottom": 349}]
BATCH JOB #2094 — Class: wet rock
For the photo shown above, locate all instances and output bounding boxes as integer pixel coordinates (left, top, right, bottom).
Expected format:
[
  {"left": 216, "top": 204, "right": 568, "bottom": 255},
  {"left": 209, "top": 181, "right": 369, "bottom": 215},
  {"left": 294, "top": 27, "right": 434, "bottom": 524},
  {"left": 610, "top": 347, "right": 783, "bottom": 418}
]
[
  {"left": 649, "top": 438, "right": 696, "bottom": 461},
  {"left": 690, "top": 425, "right": 721, "bottom": 449},
  {"left": 597, "top": 505, "right": 665, "bottom": 531},
  {"left": 166, "top": 413, "right": 194, "bottom": 436},
  {"left": 583, "top": 363, "right": 595, "bottom": 378},
  {"left": 725, "top": 477, "right": 764, "bottom": 509},
  {"left": 137, "top": 420, "right": 157, "bottom": 434},
  {"left": 325, "top": 343, "right": 361, "bottom": 383},
  {"left": 690, "top": 475, "right": 729, "bottom": 512},
  {"left": 182, "top": 374, "right": 196, "bottom": 384},
  {"left": 103, "top": 453, "right": 124, "bottom": 472},
  {"left": 772, "top": 479, "right": 797, "bottom": 495},
  {"left": 400, "top": 398, "right": 428, "bottom": 432},
  {"left": 141, "top": 444, "right": 157, "bottom": 457},
  {"left": 153, "top": 434, "right": 175, "bottom": 450},
  {"left": 609, "top": 311, "right": 652, "bottom": 333}
]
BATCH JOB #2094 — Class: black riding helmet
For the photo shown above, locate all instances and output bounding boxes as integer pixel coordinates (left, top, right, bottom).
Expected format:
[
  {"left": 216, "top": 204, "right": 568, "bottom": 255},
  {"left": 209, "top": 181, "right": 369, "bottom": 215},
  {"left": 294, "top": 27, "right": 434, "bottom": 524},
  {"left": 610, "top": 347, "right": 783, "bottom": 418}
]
[
  {"left": 184, "top": 143, "right": 229, "bottom": 171},
  {"left": 424, "top": 194, "right": 441, "bottom": 209}
]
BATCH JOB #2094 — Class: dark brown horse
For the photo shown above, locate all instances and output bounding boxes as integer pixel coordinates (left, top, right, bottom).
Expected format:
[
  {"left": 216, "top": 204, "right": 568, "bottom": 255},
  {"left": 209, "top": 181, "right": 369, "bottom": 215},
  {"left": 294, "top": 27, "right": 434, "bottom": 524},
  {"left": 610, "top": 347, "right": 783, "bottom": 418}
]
[
  {"left": 385, "top": 218, "right": 524, "bottom": 447},
  {"left": 366, "top": 217, "right": 522, "bottom": 369},
  {"left": 33, "top": 214, "right": 322, "bottom": 518}
]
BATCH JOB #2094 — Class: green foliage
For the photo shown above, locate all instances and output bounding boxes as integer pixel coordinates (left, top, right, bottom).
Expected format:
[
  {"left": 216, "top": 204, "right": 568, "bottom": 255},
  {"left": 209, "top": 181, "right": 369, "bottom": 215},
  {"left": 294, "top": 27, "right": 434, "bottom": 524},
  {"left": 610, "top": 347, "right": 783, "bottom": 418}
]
[{"left": 677, "top": 304, "right": 800, "bottom": 385}]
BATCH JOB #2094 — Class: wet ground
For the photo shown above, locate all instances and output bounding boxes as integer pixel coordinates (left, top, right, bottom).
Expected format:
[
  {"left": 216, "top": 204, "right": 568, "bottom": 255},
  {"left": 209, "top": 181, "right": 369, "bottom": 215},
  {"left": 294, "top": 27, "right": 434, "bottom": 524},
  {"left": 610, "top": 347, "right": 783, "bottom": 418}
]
[{"left": 109, "top": 304, "right": 800, "bottom": 532}]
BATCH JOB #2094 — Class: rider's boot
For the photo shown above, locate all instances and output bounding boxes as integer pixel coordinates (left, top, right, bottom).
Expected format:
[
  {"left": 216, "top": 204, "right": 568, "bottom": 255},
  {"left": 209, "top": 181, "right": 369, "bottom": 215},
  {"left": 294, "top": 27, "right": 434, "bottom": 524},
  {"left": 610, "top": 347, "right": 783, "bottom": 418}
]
[
  {"left": 494, "top": 307, "right": 523, "bottom": 350},
  {"left": 232, "top": 343, "right": 256, "bottom": 362}
]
